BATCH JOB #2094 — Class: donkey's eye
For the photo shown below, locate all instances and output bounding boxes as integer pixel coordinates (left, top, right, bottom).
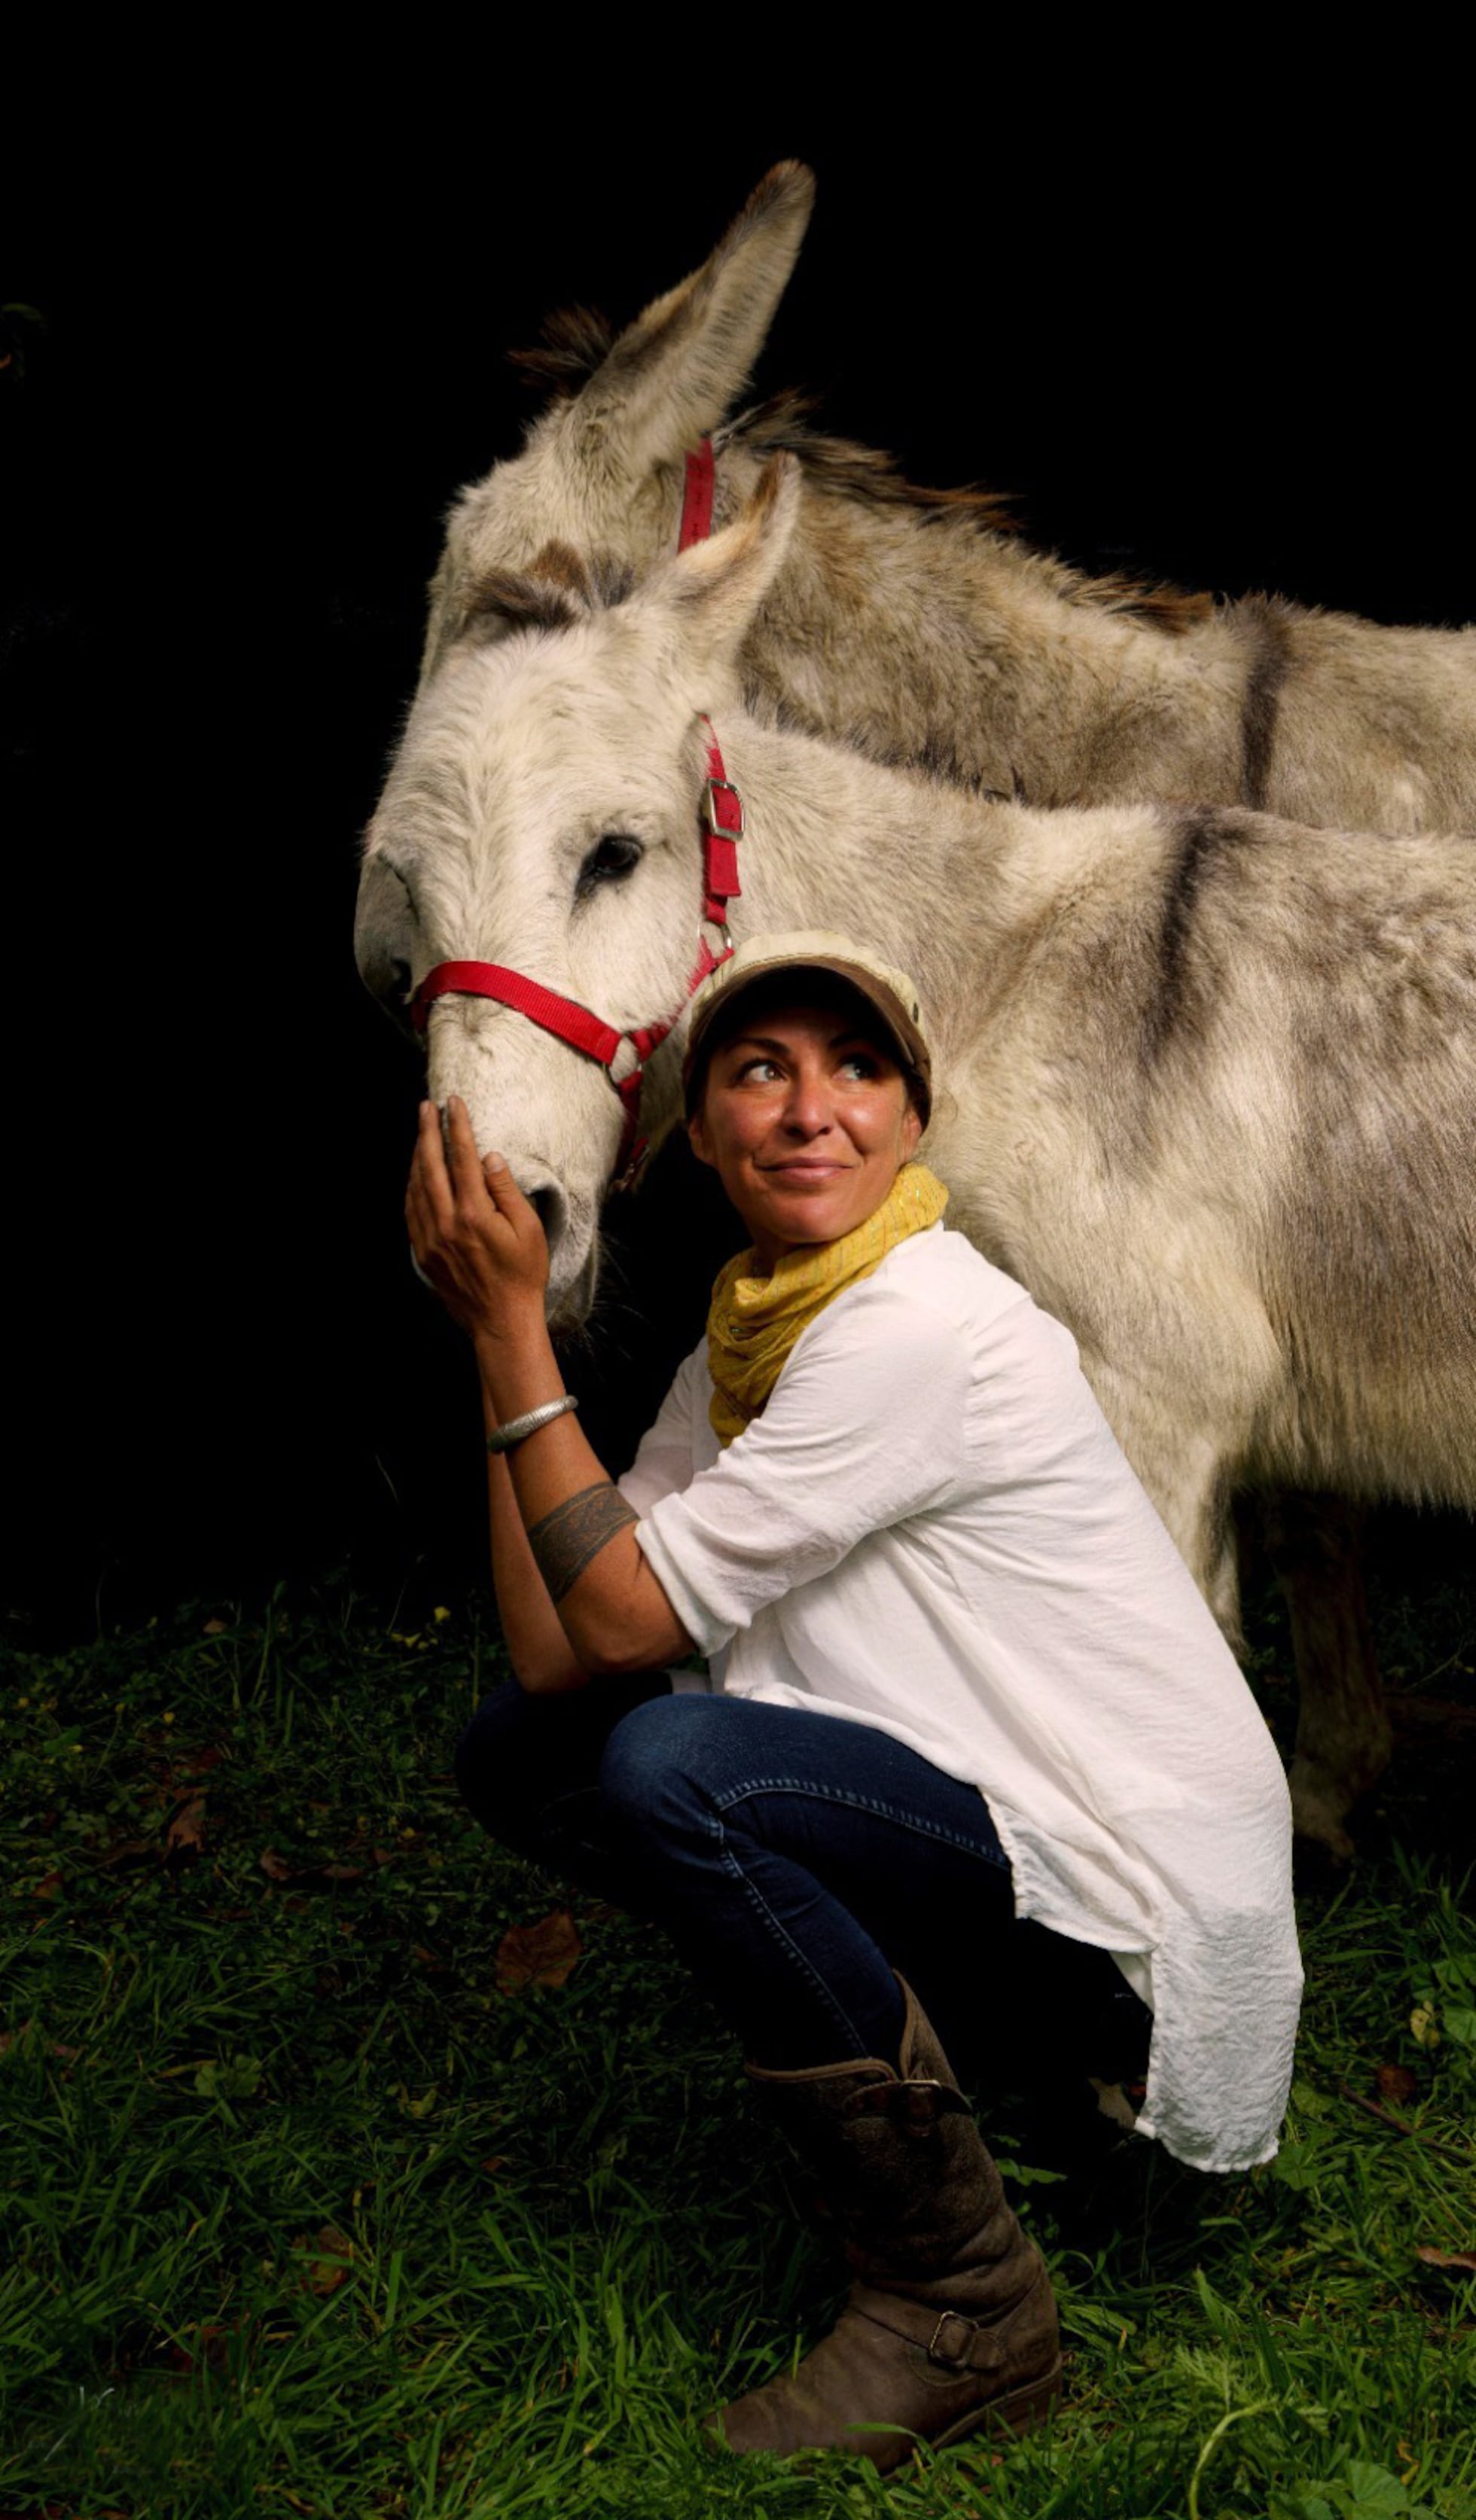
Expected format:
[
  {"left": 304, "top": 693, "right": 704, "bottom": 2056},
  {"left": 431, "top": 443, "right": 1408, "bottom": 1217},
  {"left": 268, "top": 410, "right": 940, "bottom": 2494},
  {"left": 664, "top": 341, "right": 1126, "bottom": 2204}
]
[{"left": 575, "top": 833, "right": 643, "bottom": 902}]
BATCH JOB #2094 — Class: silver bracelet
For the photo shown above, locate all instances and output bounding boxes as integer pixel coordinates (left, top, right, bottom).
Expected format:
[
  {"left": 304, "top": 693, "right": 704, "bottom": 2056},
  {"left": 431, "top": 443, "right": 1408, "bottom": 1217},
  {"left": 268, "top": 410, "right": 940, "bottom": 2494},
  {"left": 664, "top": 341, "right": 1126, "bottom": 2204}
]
[{"left": 486, "top": 1394, "right": 580, "bottom": 1455}]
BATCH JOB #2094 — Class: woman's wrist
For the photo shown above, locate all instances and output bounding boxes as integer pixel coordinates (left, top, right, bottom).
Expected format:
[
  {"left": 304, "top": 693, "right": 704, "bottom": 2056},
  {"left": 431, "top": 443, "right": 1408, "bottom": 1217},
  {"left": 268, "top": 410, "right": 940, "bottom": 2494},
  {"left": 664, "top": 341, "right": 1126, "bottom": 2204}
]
[{"left": 474, "top": 1306, "right": 560, "bottom": 1424}]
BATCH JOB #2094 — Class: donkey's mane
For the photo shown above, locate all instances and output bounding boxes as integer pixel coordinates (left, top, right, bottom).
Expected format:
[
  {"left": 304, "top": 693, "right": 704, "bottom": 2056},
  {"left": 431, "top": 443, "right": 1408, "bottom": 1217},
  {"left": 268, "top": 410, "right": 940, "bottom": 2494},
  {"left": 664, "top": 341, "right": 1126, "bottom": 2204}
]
[
  {"left": 509, "top": 305, "right": 621, "bottom": 396},
  {"left": 511, "top": 317, "right": 1210, "bottom": 638},
  {"left": 725, "top": 389, "right": 1021, "bottom": 535}
]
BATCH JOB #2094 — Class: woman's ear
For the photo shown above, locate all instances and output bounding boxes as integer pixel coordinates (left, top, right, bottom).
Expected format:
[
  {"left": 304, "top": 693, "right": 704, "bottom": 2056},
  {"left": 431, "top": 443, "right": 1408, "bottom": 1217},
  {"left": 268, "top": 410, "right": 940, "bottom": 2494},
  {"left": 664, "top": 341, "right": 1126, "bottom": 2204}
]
[
  {"left": 688, "top": 1108, "right": 715, "bottom": 1169},
  {"left": 901, "top": 1099, "right": 923, "bottom": 1160}
]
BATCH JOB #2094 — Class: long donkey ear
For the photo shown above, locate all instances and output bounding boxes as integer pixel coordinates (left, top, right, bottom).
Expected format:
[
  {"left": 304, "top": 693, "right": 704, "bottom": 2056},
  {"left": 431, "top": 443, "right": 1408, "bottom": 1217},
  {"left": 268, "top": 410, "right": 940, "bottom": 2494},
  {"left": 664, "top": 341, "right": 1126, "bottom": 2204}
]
[
  {"left": 566, "top": 162, "right": 814, "bottom": 483},
  {"left": 659, "top": 453, "right": 802, "bottom": 678}
]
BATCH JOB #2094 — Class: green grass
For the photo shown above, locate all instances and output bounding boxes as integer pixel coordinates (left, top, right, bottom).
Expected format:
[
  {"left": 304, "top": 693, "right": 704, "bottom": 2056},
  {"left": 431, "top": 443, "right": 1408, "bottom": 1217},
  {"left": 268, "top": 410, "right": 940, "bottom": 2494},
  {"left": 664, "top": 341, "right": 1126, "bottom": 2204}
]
[{"left": 2, "top": 1563, "right": 1474, "bottom": 2519}]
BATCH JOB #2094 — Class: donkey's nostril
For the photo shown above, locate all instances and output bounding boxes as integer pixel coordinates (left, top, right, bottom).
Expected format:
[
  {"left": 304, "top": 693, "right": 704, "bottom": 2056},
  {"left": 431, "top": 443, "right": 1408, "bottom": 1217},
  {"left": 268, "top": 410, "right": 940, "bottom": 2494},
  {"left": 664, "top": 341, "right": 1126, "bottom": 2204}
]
[{"left": 530, "top": 1185, "right": 566, "bottom": 1248}]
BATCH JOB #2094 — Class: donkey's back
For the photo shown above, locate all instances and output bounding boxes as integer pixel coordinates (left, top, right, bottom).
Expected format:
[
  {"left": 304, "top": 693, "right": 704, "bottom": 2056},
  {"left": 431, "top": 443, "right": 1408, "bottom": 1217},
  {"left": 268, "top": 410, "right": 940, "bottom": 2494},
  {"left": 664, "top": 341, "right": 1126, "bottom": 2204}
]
[{"left": 936, "top": 794, "right": 1476, "bottom": 1534}]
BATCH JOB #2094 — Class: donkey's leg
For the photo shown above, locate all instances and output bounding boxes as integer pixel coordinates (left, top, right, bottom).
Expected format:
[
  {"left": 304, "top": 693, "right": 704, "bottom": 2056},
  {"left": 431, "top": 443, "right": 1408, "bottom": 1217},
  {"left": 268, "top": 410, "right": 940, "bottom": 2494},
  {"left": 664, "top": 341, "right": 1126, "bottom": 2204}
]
[{"left": 1258, "top": 1491, "right": 1390, "bottom": 1866}]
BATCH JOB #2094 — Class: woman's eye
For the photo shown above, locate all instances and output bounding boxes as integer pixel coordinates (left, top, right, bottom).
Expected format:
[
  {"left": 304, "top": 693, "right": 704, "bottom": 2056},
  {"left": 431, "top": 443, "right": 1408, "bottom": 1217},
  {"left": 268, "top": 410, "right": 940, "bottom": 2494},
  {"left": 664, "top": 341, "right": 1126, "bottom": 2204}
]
[{"left": 575, "top": 833, "right": 643, "bottom": 901}]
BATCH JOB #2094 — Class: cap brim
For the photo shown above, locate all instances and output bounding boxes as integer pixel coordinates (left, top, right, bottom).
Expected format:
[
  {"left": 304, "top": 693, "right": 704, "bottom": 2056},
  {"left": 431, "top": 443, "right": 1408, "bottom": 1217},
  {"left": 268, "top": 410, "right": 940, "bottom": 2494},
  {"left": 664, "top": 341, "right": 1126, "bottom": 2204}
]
[{"left": 683, "top": 951, "right": 932, "bottom": 1120}]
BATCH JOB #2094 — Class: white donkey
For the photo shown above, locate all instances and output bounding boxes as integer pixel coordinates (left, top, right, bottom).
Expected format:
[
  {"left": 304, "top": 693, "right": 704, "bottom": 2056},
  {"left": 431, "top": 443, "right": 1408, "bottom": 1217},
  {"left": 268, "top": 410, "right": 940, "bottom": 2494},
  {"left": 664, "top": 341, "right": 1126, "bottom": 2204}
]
[
  {"left": 356, "top": 468, "right": 1476, "bottom": 1863},
  {"left": 382, "top": 163, "right": 1476, "bottom": 1860}
]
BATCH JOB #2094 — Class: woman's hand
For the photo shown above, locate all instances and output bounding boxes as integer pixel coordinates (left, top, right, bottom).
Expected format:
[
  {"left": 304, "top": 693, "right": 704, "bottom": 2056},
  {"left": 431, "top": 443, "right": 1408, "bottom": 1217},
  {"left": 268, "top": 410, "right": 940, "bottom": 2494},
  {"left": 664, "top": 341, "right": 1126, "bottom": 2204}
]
[{"left": 404, "top": 1096, "right": 549, "bottom": 1348}]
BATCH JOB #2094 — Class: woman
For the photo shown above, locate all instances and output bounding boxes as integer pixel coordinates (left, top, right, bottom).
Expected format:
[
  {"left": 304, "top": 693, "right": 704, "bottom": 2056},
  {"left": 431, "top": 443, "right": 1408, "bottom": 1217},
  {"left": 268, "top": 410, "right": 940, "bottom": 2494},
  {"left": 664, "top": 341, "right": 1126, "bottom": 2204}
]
[{"left": 405, "top": 931, "right": 1303, "bottom": 2470}]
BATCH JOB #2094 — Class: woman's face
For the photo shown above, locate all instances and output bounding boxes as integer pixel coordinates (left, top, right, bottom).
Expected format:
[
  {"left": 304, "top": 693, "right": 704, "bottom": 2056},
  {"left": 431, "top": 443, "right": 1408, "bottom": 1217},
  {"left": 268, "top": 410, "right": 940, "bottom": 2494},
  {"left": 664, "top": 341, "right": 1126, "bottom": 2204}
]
[{"left": 688, "top": 996, "right": 922, "bottom": 1270}]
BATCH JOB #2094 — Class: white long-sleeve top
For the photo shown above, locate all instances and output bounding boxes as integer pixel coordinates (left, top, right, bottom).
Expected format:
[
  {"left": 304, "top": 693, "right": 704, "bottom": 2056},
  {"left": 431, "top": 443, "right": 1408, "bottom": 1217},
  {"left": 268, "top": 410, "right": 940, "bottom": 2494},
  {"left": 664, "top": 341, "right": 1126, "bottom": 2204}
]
[{"left": 618, "top": 1224, "right": 1302, "bottom": 2174}]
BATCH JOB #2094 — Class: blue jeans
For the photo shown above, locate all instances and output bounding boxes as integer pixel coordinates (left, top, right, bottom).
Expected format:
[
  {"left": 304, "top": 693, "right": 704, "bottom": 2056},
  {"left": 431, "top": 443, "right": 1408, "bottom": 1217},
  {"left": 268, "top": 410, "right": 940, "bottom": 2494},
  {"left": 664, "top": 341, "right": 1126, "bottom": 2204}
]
[{"left": 456, "top": 1676, "right": 1149, "bottom": 2081}]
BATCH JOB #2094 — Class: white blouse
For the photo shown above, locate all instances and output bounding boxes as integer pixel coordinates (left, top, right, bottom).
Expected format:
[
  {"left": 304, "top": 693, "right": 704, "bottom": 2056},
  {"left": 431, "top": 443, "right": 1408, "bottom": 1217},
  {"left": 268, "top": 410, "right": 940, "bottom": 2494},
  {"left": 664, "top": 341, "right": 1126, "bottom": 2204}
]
[{"left": 619, "top": 1224, "right": 1302, "bottom": 2174}]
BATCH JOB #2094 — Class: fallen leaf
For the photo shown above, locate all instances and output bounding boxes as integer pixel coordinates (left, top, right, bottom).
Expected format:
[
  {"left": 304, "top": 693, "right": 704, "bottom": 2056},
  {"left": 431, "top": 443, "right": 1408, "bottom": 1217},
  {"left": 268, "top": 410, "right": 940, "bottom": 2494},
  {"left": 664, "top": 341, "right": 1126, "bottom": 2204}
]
[
  {"left": 291, "top": 2225, "right": 354, "bottom": 2295},
  {"left": 201, "top": 1617, "right": 228, "bottom": 1635},
  {"left": 259, "top": 1848, "right": 363, "bottom": 1888},
  {"left": 166, "top": 1796, "right": 208, "bottom": 1860},
  {"left": 1377, "top": 2062, "right": 1418, "bottom": 2104},
  {"left": 93, "top": 1836, "right": 157, "bottom": 1869},
  {"left": 479, "top": 2154, "right": 510, "bottom": 2177},
  {"left": 1417, "top": 2244, "right": 1476, "bottom": 2272},
  {"left": 32, "top": 1872, "right": 63, "bottom": 1900},
  {"left": 496, "top": 1909, "right": 582, "bottom": 1994},
  {"left": 166, "top": 2319, "right": 239, "bottom": 2373},
  {"left": 195, "top": 2052, "right": 264, "bottom": 2101},
  {"left": 1410, "top": 2004, "right": 1441, "bottom": 2051}
]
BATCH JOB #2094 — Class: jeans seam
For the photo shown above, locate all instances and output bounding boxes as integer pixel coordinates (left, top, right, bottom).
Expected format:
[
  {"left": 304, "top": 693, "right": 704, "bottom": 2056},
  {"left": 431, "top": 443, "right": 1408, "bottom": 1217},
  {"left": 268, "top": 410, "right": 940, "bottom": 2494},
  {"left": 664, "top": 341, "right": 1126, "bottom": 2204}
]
[
  {"left": 706, "top": 1775, "right": 1008, "bottom": 1869},
  {"left": 706, "top": 1812, "right": 872, "bottom": 2058}
]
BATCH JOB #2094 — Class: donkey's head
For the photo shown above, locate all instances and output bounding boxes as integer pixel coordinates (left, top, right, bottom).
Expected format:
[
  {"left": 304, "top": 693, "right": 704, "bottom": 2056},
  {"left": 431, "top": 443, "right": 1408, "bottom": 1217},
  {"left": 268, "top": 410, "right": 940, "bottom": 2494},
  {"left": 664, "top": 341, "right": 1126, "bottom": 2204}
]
[
  {"left": 356, "top": 461, "right": 803, "bottom": 1327},
  {"left": 420, "top": 163, "right": 814, "bottom": 681}
]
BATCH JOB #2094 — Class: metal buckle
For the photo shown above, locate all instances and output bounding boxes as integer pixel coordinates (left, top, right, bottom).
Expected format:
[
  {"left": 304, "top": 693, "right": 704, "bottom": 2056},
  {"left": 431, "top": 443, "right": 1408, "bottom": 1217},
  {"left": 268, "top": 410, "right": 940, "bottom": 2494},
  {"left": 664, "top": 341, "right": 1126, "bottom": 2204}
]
[
  {"left": 610, "top": 1136, "right": 650, "bottom": 1195},
  {"left": 926, "top": 2311, "right": 977, "bottom": 2370},
  {"left": 703, "top": 778, "right": 746, "bottom": 840}
]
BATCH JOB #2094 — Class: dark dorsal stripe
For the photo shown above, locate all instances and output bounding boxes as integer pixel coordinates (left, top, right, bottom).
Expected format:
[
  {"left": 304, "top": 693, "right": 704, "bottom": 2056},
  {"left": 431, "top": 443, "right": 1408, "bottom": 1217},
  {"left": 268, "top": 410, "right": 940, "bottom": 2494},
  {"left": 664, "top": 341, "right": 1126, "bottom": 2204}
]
[
  {"left": 1239, "top": 595, "right": 1295, "bottom": 812},
  {"left": 1145, "top": 807, "right": 1260, "bottom": 1066}
]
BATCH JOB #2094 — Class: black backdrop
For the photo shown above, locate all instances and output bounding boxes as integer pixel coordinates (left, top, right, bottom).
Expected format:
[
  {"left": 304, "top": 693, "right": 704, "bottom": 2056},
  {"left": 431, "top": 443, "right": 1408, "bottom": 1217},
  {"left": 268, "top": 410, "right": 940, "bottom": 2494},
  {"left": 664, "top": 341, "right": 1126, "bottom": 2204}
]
[{"left": 5, "top": 94, "right": 1471, "bottom": 1638}]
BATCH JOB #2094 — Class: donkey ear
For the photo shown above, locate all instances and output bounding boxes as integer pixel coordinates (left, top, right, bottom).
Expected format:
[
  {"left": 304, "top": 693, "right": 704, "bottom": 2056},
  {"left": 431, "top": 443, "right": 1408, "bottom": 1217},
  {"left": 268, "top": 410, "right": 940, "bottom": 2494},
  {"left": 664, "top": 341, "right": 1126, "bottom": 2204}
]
[
  {"left": 567, "top": 162, "right": 815, "bottom": 482},
  {"left": 661, "top": 453, "right": 802, "bottom": 673}
]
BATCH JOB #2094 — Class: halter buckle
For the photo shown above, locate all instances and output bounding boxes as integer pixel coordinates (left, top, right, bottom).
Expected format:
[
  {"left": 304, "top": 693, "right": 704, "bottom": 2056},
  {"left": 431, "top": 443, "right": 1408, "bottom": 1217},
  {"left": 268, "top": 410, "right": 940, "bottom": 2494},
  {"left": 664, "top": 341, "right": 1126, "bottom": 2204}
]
[
  {"left": 609, "top": 1136, "right": 651, "bottom": 1195},
  {"left": 702, "top": 778, "right": 746, "bottom": 841}
]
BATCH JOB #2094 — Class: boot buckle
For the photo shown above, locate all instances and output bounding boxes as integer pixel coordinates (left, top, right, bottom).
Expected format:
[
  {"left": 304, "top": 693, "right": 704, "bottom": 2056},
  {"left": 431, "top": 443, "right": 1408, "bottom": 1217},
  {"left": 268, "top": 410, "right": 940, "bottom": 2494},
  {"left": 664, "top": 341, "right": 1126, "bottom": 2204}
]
[{"left": 926, "top": 2309, "right": 982, "bottom": 2369}]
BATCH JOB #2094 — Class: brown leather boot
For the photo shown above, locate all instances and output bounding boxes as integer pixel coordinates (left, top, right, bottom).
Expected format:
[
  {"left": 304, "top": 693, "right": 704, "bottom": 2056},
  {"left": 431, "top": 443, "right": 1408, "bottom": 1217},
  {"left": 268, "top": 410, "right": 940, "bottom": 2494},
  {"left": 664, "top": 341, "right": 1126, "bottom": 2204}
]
[{"left": 709, "top": 1980, "right": 1061, "bottom": 2470}]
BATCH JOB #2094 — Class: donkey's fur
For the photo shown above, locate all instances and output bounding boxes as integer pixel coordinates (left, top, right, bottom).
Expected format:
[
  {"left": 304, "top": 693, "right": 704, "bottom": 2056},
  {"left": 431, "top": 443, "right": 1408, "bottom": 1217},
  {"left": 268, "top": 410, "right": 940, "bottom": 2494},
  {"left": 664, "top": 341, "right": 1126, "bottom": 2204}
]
[
  {"left": 367, "top": 169, "right": 1476, "bottom": 1857},
  {"left": 359, "top": 468, "right": 1476, "bottom": 1858},
  {"left": 424, "top": 163, "right": 1476, "bottom": 838}
]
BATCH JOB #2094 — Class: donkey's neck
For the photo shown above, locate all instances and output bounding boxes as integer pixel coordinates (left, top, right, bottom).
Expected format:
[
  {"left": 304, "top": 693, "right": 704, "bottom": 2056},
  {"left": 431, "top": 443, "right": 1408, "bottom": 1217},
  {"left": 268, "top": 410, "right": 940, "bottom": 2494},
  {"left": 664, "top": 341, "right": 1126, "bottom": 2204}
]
[
  {"left": 715, "top": 715, "right": 1027, "bottom": 1020},
  {"left": 717, "top": 443, "right": 1251, "bottom": 812}
]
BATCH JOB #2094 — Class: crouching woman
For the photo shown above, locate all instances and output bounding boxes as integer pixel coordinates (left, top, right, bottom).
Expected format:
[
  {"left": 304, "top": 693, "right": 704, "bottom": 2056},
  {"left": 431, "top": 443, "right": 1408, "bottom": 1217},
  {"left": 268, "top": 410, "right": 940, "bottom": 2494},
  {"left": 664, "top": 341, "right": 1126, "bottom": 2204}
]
[{"left": 404, "top": 931, "right": 1303, "bottom": 2470}]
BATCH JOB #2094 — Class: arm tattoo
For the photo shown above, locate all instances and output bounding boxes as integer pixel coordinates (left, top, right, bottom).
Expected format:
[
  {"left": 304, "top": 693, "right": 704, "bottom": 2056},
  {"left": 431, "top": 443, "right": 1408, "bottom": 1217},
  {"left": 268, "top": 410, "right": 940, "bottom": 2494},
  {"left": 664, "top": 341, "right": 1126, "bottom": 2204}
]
[{"left": 529, "top": 1482, "right": 639, "bottom": 1605}]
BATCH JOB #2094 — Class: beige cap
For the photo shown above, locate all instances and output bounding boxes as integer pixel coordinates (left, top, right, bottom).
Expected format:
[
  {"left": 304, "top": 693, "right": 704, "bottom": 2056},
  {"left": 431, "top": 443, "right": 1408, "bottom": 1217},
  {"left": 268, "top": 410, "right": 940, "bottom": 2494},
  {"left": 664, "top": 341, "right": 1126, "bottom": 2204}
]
[{"left": 682, "top": 931, "right": 932, "bottom": 1123}]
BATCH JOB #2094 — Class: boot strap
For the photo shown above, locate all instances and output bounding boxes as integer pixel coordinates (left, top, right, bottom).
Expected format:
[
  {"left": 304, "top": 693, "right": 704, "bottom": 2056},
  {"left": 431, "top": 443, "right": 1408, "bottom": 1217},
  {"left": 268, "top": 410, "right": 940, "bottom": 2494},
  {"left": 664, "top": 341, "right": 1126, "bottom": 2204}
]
[
  {"left": 850, "top": 2271, "right": 1048, "bottom": 2375},
  {"left": 851, "top": 2288, "right": 1004, "bottom": 2373}
]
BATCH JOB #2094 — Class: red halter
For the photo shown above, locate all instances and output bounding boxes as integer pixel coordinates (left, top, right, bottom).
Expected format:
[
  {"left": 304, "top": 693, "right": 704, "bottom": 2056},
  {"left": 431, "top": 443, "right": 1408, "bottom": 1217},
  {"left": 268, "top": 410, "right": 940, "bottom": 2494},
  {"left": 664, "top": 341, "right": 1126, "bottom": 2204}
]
[{"left": 410, "top": 440, "right": 736, "bottom": 1192}]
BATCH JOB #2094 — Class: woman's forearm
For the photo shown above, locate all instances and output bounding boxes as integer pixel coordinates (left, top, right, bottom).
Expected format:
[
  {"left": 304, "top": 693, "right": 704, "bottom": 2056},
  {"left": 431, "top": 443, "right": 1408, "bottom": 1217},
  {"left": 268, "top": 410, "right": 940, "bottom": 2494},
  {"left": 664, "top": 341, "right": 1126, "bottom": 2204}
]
[
  {"left": 475, "top": 1319, "right": 693, "bottom": 1678},
  {"left": 480, "top": 1379, "right": 590, "bottom": 1693}
]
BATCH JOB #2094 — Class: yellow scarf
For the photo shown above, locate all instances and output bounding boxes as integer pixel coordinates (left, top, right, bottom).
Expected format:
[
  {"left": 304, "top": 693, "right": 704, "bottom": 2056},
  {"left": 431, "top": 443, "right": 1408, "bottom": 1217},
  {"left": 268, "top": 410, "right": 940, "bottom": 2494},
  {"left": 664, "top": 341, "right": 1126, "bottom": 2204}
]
[{"left": 706, "top": 1163, "right": 950, "bottom": 1448}]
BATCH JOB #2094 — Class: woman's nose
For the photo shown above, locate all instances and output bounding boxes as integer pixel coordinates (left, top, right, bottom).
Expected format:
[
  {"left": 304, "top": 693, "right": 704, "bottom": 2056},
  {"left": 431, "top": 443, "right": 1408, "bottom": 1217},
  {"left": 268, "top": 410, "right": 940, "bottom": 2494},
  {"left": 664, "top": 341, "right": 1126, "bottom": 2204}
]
[{"left": 782, "top": 1075, "right": 833, "bottom": 1135}]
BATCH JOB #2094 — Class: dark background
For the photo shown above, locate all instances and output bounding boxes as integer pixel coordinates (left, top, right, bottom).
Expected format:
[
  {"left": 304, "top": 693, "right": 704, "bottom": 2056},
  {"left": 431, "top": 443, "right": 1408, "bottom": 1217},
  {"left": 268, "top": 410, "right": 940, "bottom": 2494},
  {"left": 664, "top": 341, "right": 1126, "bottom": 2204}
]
[{"left": 5, "top": 85, "right": 1471, "bottom": 1639}]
